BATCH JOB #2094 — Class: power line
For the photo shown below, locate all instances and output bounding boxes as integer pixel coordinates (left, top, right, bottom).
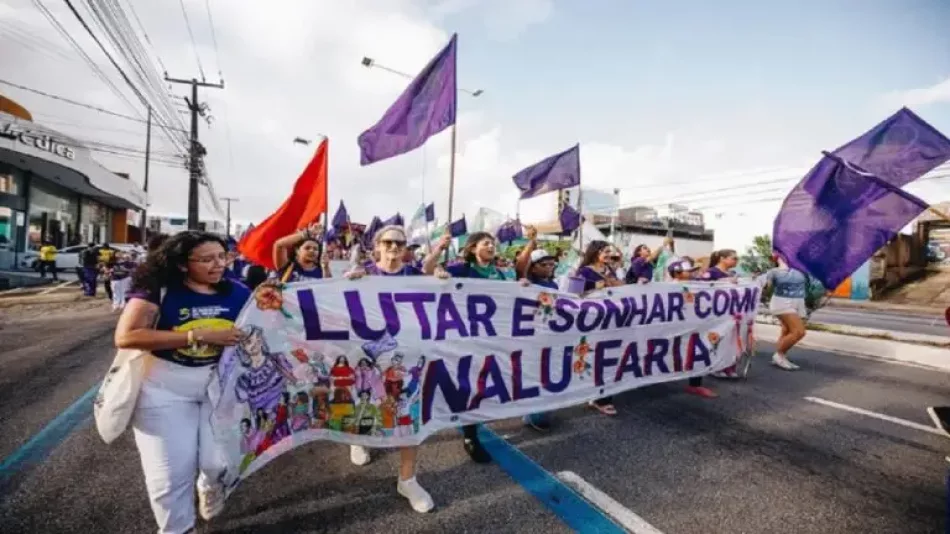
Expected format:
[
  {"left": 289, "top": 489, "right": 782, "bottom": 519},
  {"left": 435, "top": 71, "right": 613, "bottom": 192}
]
[
  {"left": 177, "top": 0, "right": 206, "bottom": 80},
  {"left": 0, "top": 79, "right": 187, "bottom": 132},
  {"left": 204, "top": 0, "right": 222, "bottom": 77},
  {"left": 30, "top": 0, "right": 140, "bottom": 115},
  {"left": 122, "top": 0, "right": 168, "bottom": 74}
]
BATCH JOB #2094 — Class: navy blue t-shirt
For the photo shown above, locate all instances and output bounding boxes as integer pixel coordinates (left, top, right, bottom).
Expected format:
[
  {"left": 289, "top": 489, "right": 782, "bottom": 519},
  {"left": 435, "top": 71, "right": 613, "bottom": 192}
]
[
  {"left": 282, "top": 262, "right": 324, "bottom": 283},
  {"left": 700, "top": 266, "right": 731, "bottom": 281},
  {"left": 129, "top": 282, "right": 251, "bottom": 367}
]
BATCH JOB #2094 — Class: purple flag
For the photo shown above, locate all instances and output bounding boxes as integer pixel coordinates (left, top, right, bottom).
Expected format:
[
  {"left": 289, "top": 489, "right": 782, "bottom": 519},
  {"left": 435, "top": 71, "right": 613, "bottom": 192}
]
[
  {"left": 425, "top": 203, "right": 435, "bottom": 223},
  {"left": 496, "top": 219, "right": 523, "bottom": 243},
  {"left": 383, "top": 213, "right": 404, "bottom": 227},
  {"left": 358, "top": 34, "right": 458, "bottom": 166},
  {"left": 331, "top": 201, "right": 349, "bottom": 229},
  {"left": 325, "top": 226, "right": 338, "bottom": 243},
  {"left": 833, "top": 107, "right": 950, "bottom": 188},
  {"left": 362, "top": 216, "right": 382, "bottom": 249},
  {"left": 513, "top": 144, "right": 581, "bottom": 200},
  {"left": 559, "top": 204, "right": 582, "bottom": 235},
  {"left": 773, "top": 153, "right": 928, "bottom": 289},
  {"left": 449, "top": 216, "right": 467, "bottom": 238}
]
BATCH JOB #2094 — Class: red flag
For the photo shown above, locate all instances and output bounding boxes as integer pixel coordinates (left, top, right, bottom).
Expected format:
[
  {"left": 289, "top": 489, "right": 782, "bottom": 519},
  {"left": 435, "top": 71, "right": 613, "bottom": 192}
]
[{"left": 238, "top": 139, "right": 328, "bottom": 270}]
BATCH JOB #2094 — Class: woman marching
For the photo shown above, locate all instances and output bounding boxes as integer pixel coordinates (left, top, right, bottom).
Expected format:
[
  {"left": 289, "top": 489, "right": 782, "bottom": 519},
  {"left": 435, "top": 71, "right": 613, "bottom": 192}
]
[
  {"left": 272, "top": 222, "right": 332, "bottom": 282},
  {"left": 763, "top": 253, "right": 813, "bottom": 371},
  {"left": 701, "top": 249, "right": 741, "bottom": 379},
  {"left": 115, "top": 231, "right": 250, "bottom": 534},
  {"left": 667, "top": 258, "right": 718, "bottom": 398},
  {"left": 574, "top": 240, "right": 625, "bottom": 416},
  {"left": 343, "top": 225, "right": 438, "bottom": 513},
  {"left": 426, "top": 230, "right": 510, "bottom": 464}
]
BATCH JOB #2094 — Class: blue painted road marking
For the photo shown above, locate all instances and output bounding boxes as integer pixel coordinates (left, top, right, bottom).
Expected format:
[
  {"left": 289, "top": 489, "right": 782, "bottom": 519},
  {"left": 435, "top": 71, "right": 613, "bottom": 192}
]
[
  {"left": 473, "top": 425, "right": 626, "bottom": 534},
  {"left": 0, "top": 383, "right": 99, "bottom": 486}
]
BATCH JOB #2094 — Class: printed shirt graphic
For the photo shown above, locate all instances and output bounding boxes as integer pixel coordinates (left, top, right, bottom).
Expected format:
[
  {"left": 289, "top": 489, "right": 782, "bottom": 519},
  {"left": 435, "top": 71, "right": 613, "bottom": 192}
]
[
  {"left": 283, "top": 262, "right": 324, "bottom": 283},
  {"left": 131, "top": 284, "right": 251, "bottom": 367}
]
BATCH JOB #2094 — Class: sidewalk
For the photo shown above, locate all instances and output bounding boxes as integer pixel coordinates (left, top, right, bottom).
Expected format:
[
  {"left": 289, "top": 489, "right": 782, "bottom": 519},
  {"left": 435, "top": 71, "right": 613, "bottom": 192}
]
[{"left": 824, "top": 297, "right": 946, "bottom": 316}]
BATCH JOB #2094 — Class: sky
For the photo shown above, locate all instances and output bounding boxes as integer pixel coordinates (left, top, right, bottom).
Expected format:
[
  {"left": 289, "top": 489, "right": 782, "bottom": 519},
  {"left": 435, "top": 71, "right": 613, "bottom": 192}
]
[{"left": 1, "top": 0, "right": 949, "bottom": 251}]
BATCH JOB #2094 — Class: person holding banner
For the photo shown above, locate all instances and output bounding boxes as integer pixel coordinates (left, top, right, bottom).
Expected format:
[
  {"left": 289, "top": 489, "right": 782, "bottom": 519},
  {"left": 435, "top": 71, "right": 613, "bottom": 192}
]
[
  {"left": 427, "top": 231, "right": 511, "bottom": 464},
  {"left": 668, "top": 258, "right": 718, "bottom": 398},
  {"left": 518, "top": 246, "right": 560, "bottom": 431},
  {"left": 343, "top": 225, "right": 437, "bottom": 513},
  {"left": 272, "top": 222, "right": 332, "bottom": 282},
  {"left": 115, "top": 231, "right": 251, "bottom": 534},
  {"left": 701, "top": 249, "right": 741, "bottom": 379},
  {"left": 575, "top": 240, "right": 625, "bottom": 416}
]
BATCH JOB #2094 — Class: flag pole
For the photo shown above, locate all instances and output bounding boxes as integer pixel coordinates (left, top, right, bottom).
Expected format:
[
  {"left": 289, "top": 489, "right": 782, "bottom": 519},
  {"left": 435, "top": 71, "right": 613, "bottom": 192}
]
[
  {"left": 928, "top": 206, "right": 950, "bottom": 223},
  {"left": 444, "top": 123, "right": 458, "bottom": 261},
  {"left": 577, "top": 186, "right": 584, "bottom": 250}
]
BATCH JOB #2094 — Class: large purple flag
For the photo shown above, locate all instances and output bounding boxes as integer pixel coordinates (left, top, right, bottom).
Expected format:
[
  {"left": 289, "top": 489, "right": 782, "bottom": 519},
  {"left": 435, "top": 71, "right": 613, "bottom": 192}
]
[
  {"left": 358, "top": 34, "right": 457, "bottom": 166},
  {"left": 513, "top": 144, "right": 580, "bottom": 200},
  {"left": 496, "top": 219, "right": 523, "bottom": 243},
  {"left": 833, "top": 107, "right": 950, "bottom": 188},
  {"left": 331, "top": 201, "right": 349, "bottom": 229},
  {"left": 773, "top": 153, "right": 929, "bottom": 289},
  {"left": 559, "top": 204, "right": 582, "bottom": 235},
  {"left": 425, "top": 203, "right": 435, "bottom": 223}
]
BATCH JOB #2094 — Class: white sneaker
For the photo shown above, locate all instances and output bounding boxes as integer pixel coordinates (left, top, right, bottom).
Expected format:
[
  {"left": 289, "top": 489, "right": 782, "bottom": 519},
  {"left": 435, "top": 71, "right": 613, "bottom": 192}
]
[
  {"left": 197, "top": 482, "right": 225, "bottom": 521},
  {"left": 350, "top": 445, "right": 372, "bottom": 466},
  {"left": 771, "top": 353, "right": 799, "bottom": 371},
  {"left": 397, "top": 476, "right": 435, "bottom": 513}
]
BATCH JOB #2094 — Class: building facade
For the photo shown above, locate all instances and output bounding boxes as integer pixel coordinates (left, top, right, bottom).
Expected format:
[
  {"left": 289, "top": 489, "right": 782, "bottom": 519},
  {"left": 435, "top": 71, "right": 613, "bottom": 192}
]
[
  {"left": 147, "top": 214, "right": 226, "bottom": 236},
  {"left": 0, "top": 111, "right": 145, "bottom": 270}
]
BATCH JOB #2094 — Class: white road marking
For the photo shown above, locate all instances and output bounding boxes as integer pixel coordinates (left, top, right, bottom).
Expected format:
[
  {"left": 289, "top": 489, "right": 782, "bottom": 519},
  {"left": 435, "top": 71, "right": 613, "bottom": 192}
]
[
  {"left": 38, "top": 281, "right": 74, "bottom": 295},
  {"left": 804, "top": 396, "right": 944, "bottom": 436},
  {"left": 557, "top": 470, "right": 665, "bottom": 534}
]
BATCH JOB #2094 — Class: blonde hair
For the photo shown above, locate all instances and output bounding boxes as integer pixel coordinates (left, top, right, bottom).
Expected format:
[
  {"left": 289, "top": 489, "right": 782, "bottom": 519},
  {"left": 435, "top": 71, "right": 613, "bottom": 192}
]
[{"left": 373, "top": 225, "right": 407, "bottom": 249}]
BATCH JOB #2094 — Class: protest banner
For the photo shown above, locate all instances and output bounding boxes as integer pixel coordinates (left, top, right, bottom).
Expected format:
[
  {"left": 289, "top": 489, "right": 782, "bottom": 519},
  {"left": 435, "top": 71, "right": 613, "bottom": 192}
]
[{"left": 210, "top": 277, "right": 760, "bottom": 491}]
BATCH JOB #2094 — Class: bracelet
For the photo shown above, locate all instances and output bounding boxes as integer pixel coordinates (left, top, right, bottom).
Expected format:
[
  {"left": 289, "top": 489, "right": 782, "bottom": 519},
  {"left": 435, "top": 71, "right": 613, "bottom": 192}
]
[{"left": 187, "top": 330, "right": 196, "bottom": 346}]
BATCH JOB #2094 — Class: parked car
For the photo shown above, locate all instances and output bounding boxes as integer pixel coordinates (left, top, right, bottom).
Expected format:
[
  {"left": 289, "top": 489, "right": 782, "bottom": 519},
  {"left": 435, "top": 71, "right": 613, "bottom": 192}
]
[{"left": 19, "top": 245, "right": 87, "bottom": 271}]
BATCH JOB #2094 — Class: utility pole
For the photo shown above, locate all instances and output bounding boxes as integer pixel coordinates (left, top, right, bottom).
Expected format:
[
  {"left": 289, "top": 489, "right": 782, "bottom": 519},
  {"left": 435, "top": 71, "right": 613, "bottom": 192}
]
[
  {"left": 164, "top": 75, "right": 224, "bottom": 230},
  {"left": 139, "top": 106, "right": 151, "bottom": 245},
  {"left": 221, "top": 197, "right": 239, "bottom": 239}
]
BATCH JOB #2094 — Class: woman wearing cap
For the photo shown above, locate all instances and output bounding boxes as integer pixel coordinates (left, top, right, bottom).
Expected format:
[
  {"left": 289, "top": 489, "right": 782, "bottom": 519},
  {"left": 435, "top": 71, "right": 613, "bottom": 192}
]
[
  {"left": 427, "top": 230, "right": 510, "bottom": 463},
  {"left": 272, "top": 222, "right": 332, "bottom": 282},
  {"left": 514, "top": 226, "right": 559, "bottom": 430},
  {"left": 575, "top": 240, "right": 625, "bottom": 416},
  {"left": 343, "top": 225, "right": 439, "bottom": 513},
  {"left": 763, "top": 253, "right": 811, "bottom": 370},
  {"left": 668, "top": 258, "right": 718, "bottom": 398}
]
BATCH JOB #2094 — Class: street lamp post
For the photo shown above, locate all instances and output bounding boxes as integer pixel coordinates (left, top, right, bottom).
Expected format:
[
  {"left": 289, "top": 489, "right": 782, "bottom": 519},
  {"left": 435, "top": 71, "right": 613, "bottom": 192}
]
[{"left": 360, "top": 57, "right": 483, "bottom": 97}]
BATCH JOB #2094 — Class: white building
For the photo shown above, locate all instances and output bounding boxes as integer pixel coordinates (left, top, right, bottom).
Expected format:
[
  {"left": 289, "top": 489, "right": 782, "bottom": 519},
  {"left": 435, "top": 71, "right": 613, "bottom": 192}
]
[{"left": 147, "top": 214, "right": 226, "bottom": 236}]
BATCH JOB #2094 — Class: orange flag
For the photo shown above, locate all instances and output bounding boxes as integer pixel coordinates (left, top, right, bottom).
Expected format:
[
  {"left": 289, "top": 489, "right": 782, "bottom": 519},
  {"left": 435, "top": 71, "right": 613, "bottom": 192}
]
[{"left": 238, "top": 138, "right": 328, "bottom": 271}]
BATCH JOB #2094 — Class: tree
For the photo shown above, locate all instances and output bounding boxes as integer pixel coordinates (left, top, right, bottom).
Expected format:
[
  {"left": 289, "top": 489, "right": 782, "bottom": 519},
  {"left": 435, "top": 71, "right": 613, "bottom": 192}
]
[{"left": 740, "top": 234, "right": 774, "bottom": 276}]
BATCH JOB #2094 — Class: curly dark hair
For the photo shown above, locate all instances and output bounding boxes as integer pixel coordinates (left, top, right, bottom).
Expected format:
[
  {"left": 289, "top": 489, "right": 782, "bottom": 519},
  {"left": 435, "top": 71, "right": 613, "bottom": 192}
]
[
  {"left": 130, "top": 231, "right": 234, "bottom": 299},
  {"left": 461, "top": 232, "right": 495, "bottom": 264}
]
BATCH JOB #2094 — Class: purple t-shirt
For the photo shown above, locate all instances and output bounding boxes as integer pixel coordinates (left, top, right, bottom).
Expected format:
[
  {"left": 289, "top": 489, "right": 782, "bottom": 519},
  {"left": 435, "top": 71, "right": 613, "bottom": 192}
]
[
  {"left": 577, "top": 265, "right": 613, "bottom": 292},
  {"left": 625, "top": 257, "right": 653, "bottom": 284},
  {"left": 282, "top": 262, "right": 323, "bottom": 282},
  {"left": 700, "top": 266, "right": 731, "bottom": 281},
  {"left": 129, "top": 282, "right": 251, "bottom": 367}
]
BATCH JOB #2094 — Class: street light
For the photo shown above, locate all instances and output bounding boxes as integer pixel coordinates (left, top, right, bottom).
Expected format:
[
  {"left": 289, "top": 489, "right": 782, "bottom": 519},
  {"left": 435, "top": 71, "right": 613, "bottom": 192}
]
[{"left": 360, "top": 56, "right": 484, "bottom": 97}]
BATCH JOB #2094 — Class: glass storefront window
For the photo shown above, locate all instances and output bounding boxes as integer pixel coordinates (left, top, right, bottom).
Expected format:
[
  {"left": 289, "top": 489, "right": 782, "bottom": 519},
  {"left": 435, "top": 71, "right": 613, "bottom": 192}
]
[
  {"left": 0, "top": 206, "right": 19, "bottom": 269},
  {"left": 27, "top": 179, "right": 79, "bottom": 250},
  {"left": 80, "top": 197, "right": 112, "bottom": 245},
  {"left": 0, "top": 163, "right": 23, "bottom": 196}
]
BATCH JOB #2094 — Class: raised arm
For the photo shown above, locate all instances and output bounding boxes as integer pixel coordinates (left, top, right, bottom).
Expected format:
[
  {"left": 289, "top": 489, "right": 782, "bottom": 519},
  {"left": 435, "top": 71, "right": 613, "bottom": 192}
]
[
  {"left": 515, "top": 225, "right": 537, "bottom": 279},
  {"left": 423, "top": 233, "right": 451, "bottom": 275},
  {"left": 272, "top": 222, "right": 323, "bottom": 270}
]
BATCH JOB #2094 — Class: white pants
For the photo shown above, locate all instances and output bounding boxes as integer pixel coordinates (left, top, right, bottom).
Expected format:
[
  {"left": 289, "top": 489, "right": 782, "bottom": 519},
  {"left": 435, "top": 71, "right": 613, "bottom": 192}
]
[
  {"left": 133, "top": 358, "right": 223, "bottom": 534},
  {"left": 110, "top": 277, "right": 130, "bottom": 310}
]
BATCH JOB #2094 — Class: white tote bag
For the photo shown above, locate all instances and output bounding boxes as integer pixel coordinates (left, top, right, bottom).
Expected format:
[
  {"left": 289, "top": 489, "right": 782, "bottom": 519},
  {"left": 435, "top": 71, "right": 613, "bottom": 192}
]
[{"left": 93, "top": 289, "right": 165, "bottom": 444}]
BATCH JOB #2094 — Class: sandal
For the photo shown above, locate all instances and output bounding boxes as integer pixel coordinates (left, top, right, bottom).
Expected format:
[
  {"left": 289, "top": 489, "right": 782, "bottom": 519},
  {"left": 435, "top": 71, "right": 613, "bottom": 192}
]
[{"left": 588, "top": 401, "right": 617, "bottom": 416}]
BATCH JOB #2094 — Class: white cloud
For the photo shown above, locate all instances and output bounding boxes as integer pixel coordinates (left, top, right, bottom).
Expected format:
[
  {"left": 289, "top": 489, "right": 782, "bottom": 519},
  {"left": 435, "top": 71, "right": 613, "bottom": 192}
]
[
  {"left": 430, "top": 0, "right": 553, "bottom": 40},
  {"left": 879, "top": 76, "right": 950, "bottom": 110}
]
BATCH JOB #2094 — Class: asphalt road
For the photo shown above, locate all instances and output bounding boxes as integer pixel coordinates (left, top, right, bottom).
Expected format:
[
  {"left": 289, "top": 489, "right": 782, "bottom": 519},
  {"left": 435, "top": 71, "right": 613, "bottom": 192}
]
[
  {"left": 811, "top": 307, "right": 949, "bottom": 337},
  {"left": 0, "top": 301, "right": 947, "bottom": 533}
]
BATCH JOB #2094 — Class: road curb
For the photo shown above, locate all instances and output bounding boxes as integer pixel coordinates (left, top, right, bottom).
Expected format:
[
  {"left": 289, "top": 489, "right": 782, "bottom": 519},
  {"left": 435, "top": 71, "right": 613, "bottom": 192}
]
[
  {"left": 0, "top": 293, "right": 92, "bottom": 308},
  {"left": 755, "top": 323, "right": 950, "bottom": 372}
]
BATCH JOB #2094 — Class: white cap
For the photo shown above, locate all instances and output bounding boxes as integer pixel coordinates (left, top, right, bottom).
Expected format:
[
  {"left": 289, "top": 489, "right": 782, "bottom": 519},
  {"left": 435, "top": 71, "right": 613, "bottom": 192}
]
[{"left": 530, "top": 249, "right": 556, "bottom": 265}]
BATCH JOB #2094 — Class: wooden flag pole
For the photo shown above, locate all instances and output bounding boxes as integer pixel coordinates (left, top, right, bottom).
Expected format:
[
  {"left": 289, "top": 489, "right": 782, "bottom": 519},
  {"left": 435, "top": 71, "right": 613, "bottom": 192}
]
[
  {"left": 444, "top": 123, "right": 458, "bottom": 262},
  {"left": 577, "top": 186, "right": 584, "bottom": 251},
  {"left": 928, "top": 206, "right": 950, "bottom": 223}
]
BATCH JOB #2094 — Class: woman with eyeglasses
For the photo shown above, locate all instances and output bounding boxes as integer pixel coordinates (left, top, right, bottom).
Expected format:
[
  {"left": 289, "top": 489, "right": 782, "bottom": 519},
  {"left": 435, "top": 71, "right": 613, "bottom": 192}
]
[
  {"left": 272, "top": 222, "right": 332, "bottom": 283},
  {"left": 575, "top": 240, "right": 625, "bottom": 416},
  {"left": 343, "top": 225, "right": 442, "bottom": 513},
  {"left": 427, "top": 230, "right": 510, "bottom": 464},
  {"left": 115, "top": 231, "right": 251, "bottom": 534}
]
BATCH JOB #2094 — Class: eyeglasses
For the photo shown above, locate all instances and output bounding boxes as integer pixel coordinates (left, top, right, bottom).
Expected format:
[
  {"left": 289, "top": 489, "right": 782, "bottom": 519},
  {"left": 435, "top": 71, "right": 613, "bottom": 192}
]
[
  {"left": 189, "top": 253, "right": 228, "bottom": 264},
  {"left": 608, "top": 255, "right": 622, "bottom": 261},
  {"left": 379, "top": 239, "right": 406, "bottom": 249}
]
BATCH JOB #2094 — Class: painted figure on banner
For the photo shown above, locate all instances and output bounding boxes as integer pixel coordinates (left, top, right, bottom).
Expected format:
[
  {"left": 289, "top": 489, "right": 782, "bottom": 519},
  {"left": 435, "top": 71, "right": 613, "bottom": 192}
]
[{"left": 573, "top": 336, "right": 592, "bottom": 378}]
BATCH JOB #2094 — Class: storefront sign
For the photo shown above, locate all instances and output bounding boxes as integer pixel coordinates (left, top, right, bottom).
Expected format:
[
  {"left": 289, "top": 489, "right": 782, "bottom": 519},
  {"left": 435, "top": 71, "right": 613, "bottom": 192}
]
[{"left": 0, "top": 124, "right": 76, "bottom": 160}]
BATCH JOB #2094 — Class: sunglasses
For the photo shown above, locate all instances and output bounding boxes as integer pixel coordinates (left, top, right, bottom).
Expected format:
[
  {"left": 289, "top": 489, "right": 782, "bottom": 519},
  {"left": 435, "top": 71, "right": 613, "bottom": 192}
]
[{"left": 379, "top": 239, "right": 406, "bottom": 248}]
